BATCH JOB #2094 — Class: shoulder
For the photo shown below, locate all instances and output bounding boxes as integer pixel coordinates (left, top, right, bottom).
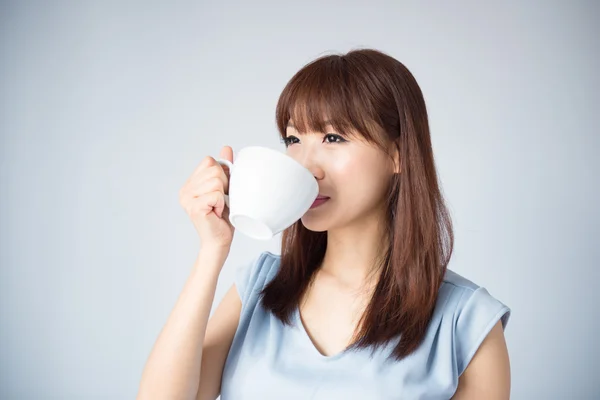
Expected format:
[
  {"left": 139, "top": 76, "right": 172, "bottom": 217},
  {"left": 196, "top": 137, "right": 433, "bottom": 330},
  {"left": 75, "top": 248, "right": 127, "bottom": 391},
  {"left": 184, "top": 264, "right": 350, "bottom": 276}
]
[
  {"left": 442, "top": 268, "right": 480, "bottom": 290},
  {"left": 440, "top": 269, "right": 510, "bottom": 318},
  {"left": 437, "top": 268, "right": 511, "bottom": 376},
  {"left": 234, "top": 251, "right": 281, "bottom": 308}
]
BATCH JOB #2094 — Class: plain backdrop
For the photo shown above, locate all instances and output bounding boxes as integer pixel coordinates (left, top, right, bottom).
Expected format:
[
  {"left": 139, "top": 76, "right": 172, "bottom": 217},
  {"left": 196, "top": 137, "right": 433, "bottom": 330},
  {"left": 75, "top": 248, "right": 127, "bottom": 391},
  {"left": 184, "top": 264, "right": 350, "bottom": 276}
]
[{"left": 1, "top": 1, "right": 598, "bottom": 399}]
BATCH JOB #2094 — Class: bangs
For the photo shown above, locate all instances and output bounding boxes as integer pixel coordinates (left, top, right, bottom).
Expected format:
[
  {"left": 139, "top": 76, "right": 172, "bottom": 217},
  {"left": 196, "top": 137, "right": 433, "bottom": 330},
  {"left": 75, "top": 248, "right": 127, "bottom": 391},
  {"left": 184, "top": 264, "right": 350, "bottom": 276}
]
[{"left": 275, "top": 55, "right": 385, "bottom": 144}]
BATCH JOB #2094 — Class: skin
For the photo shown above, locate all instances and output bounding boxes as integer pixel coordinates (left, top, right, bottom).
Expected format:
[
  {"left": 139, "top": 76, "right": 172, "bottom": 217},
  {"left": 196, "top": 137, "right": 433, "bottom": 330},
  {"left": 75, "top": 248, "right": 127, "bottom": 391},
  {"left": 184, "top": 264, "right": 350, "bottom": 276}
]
[
  {"left": 284, "top": 121, "right": 511, "bottom": 399},
  {"left": 284, "top": 121, "right": 397, "bottom": 286},
  {"left": 187, "top": 123, "right": 510, "bottom": 399}
]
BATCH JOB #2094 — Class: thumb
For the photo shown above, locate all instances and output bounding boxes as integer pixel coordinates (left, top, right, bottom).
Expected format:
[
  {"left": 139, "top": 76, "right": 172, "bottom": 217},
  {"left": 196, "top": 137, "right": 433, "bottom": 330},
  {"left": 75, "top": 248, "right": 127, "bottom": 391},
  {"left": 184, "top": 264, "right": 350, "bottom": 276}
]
[{"left": 219, "top": 146, "right": 234, "bottom": 163}]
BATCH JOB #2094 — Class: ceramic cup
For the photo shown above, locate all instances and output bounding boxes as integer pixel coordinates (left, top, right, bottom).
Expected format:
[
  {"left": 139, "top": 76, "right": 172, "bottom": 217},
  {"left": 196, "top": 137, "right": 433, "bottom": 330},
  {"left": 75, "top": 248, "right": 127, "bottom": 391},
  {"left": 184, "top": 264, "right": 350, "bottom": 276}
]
[{"left": 215, "top": 146, "right": 319, "bottom": 240}]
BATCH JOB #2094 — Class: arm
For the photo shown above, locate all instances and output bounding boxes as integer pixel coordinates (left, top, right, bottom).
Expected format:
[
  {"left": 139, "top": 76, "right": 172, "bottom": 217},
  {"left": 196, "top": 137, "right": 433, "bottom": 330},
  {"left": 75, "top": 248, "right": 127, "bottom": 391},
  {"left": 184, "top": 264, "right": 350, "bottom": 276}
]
[
  {"left": 137, "top": 248, "right": 241, "bottom": 400},
  {"left": 452, "top": 321, "right": 511, "bottom": 399},
  {"left": 196, "top": 282, "right": 241, "bottom": 400}
]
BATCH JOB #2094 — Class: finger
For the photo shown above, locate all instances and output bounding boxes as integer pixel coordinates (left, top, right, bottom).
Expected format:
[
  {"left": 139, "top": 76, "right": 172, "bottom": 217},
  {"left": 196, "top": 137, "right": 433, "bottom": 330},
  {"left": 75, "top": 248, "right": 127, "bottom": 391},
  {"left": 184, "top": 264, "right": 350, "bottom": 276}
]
[
  {"left": 222, "top": 206, "right": 233, "bottom": 227},
  {"left": 191, "top": 156, "right": 216, "bottom": 177},
  {"left": 190, "top": 176, "right": 224, "bottom": 197},
  {"left": 216, "top": 146, "right": 233, "bottom": 181},
  {"left": 205, "top": 190, "right": 226, "bottom": 218},
  {"left": 193, "top": 190, "right": 226, "bottom": 217},
  {"left": 219, "top": 146, "right": 234, "bottom": 163},
  {"left": 194, "top": 164, "right": 228, "bottom": 194},
  {"left": 189, "top": 147, "right": 232, "bottom": 184}
]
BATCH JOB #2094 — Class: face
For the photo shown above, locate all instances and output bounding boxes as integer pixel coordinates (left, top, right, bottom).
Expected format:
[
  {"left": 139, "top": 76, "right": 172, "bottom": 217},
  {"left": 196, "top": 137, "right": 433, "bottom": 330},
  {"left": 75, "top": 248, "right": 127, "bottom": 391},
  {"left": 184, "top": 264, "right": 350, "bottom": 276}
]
[{"left": 284, "top": 120, "right": 397, "bottom": 233}]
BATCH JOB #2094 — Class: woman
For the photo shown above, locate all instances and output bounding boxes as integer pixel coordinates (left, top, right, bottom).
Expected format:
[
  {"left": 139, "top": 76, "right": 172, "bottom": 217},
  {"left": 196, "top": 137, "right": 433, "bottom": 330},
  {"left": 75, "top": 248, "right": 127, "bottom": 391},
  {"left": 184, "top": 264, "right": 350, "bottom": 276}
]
[{"left": 138, "top": 48, "right": 511, "bottom": 400}]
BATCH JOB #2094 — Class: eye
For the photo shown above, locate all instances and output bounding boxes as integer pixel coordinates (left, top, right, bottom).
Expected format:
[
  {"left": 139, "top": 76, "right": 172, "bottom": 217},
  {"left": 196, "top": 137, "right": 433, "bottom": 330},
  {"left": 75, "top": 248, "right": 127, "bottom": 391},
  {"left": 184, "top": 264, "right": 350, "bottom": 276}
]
[
  {"left": 281, "top": 135, "right": 299, "bottom": 147},
  {"left": 323, "top": 133, "right": 347, "bottom": 144},
  {"left": 280, "top": 133, "right": 347, "bottom": 148}
]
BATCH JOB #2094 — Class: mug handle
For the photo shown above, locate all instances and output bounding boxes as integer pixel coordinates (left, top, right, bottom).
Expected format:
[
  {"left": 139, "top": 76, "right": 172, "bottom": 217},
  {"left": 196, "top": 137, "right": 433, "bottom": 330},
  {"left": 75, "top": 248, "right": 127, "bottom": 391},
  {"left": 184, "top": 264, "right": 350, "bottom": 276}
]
[{"left": 215, "top": 158, "right": 233, "bottom": 208}]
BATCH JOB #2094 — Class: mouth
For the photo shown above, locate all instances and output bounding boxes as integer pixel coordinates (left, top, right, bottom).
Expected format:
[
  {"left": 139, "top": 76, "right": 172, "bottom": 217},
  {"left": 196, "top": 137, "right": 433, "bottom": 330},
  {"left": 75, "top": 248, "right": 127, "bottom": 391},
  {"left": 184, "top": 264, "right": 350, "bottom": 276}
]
[{"left": 310, "top": 195, "right": 330, "bottom": 209}]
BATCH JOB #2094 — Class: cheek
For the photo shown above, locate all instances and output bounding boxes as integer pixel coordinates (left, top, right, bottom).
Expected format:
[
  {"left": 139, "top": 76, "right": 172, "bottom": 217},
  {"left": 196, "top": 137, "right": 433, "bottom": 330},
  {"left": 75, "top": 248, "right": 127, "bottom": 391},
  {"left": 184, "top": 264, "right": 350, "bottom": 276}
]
[
  {"left": 330, "top": 156, "right": 390, "bottom": 201},
  {"left": 327, "top": 154, "right": 355, "bottom": 177}
]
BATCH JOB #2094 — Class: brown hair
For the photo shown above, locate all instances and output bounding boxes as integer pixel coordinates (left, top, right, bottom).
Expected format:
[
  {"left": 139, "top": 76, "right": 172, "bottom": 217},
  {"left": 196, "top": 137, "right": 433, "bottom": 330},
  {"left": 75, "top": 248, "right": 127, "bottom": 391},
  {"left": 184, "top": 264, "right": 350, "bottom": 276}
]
[{"left": 260, "top": 48, "right": 454, "bottom": 361}]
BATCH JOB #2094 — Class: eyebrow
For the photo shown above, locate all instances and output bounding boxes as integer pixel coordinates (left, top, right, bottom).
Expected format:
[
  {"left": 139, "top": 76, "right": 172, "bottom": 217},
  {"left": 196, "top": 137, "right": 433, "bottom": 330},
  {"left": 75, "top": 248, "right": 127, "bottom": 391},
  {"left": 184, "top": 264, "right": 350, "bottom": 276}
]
[{"left": 286, "top": 120, "right": 333, "bottom": 129}]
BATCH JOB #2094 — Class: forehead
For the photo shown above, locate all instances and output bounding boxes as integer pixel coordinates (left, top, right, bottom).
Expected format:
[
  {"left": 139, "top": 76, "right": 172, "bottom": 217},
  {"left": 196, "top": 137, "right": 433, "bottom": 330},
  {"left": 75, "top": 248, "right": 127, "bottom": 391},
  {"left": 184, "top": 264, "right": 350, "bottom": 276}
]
[{"left": 286, "top": 119, "right": 334, "bottom": 131}]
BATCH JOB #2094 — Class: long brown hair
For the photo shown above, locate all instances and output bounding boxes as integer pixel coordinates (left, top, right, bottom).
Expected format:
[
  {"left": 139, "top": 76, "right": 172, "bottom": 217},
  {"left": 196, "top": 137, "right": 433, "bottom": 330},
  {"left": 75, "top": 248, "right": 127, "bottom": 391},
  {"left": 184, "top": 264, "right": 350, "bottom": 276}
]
[{"left": 260, "top": 48, "right": 454, "bottom": 361}]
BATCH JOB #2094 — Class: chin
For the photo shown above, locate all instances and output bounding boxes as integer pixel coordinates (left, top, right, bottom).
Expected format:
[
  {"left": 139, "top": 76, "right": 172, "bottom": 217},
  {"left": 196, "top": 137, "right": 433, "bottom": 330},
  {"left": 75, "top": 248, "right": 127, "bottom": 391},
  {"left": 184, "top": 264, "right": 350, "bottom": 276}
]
[{"left": 299, "top": 214, "right": 330, "bottom": 233}]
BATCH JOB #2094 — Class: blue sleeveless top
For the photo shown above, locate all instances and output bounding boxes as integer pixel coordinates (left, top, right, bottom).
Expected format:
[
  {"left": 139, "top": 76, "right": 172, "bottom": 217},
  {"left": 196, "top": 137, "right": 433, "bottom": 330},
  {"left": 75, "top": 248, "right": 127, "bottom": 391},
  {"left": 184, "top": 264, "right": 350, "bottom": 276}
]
[{"left": 221, "top": 251, "right": 510, "bottom": 399}]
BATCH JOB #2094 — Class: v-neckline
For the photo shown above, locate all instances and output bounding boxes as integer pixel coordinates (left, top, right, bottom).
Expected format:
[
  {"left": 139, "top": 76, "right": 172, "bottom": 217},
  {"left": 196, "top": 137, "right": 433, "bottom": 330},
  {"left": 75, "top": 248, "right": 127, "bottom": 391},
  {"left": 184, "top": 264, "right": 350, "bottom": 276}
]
[{"left": 294, "top": 306, "right": 352, "bottom": 362}]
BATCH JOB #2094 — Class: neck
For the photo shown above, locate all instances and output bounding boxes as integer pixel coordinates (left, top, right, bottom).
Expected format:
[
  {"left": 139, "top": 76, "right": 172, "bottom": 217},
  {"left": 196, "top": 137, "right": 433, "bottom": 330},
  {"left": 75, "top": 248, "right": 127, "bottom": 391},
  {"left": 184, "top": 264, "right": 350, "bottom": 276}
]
[{"left": 320, "top": 211, "right": 389, "bottom": 290}]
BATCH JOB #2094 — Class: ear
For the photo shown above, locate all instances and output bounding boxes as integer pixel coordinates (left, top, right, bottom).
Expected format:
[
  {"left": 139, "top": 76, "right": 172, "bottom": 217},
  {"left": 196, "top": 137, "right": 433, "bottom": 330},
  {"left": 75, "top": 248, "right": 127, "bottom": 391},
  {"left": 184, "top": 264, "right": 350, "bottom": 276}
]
[{"left": 392, "top": 141, "right": 401, "bottom": 174}]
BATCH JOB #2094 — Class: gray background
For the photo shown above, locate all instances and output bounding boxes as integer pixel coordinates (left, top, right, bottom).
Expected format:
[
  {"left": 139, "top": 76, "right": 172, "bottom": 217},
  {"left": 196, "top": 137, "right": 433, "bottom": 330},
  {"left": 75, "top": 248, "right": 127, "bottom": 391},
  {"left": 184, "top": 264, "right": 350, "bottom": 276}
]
[{"left": 1, "top": 0, "right": 598, "bottom": 398}]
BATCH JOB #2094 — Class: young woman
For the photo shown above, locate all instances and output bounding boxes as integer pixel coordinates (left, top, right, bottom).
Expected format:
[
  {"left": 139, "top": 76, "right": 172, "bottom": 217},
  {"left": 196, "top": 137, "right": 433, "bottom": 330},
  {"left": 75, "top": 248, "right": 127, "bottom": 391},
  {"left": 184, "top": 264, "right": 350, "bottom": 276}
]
[{"left": 138, "top": 48, "right": 511, "bottom": 400}]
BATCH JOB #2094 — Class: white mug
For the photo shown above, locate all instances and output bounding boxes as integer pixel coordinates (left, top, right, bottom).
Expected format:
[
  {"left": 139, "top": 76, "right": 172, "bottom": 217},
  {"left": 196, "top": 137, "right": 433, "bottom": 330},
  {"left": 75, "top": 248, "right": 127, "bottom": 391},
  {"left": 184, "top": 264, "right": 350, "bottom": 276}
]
[{"left": 215, "top": 146, "right": 319, "bottom": 240}]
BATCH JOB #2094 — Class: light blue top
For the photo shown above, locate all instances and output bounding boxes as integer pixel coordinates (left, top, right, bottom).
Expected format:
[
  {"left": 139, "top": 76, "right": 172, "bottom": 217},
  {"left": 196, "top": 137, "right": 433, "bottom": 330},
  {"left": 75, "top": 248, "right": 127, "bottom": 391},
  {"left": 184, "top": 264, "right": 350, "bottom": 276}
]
[{"left": 221, "top": 251, "right": 510, "bottom": 399}]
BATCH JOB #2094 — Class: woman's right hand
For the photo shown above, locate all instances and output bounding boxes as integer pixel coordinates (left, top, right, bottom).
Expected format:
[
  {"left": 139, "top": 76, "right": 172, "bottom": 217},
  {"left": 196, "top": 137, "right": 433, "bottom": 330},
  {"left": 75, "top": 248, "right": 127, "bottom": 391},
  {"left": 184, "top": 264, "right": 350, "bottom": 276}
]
[{"left": 179, "top": 146, "right": 235, "bottom": 251}]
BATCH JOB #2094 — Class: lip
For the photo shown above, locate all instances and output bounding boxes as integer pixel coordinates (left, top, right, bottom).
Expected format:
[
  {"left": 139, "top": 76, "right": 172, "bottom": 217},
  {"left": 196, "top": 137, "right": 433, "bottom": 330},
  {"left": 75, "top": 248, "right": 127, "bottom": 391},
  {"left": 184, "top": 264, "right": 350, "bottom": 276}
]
[{"left": 310, "top": 196, "right": 330, "bottom": 209}]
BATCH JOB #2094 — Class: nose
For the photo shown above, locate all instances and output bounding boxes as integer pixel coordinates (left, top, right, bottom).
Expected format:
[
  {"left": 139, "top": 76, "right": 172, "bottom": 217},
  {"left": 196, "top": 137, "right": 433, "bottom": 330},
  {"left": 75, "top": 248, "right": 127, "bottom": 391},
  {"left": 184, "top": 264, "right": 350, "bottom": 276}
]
[{"left": 292, "top": 147, "right": 325, "bottom": 181}]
